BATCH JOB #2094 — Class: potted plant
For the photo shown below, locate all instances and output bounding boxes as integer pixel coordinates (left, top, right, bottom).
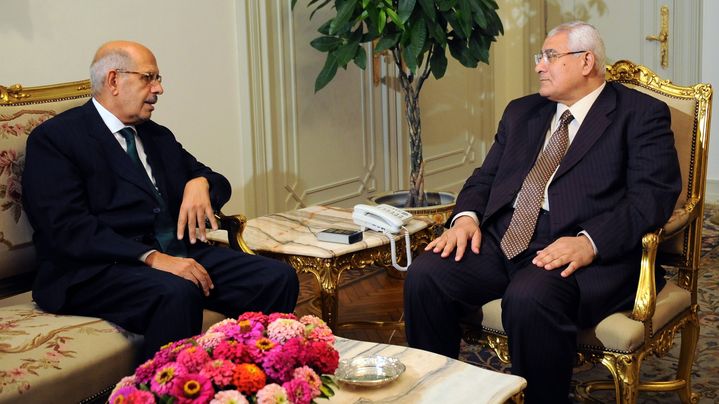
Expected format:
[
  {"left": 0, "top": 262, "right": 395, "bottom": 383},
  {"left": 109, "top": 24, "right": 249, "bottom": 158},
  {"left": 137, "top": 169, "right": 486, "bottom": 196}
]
[{"left": 292, "top": 0, "right": 503, "bottom": 208}]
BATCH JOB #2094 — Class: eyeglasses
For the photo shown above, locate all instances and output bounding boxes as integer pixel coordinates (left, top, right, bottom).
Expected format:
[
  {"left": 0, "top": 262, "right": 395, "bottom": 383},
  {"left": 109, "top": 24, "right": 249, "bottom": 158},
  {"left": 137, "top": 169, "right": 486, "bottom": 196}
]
[
  {"left": 115, "top": 69, "right": 163, "bottom": 85},
  {"left": 533, "top": 50, "right": 587, "bottom": 65}
]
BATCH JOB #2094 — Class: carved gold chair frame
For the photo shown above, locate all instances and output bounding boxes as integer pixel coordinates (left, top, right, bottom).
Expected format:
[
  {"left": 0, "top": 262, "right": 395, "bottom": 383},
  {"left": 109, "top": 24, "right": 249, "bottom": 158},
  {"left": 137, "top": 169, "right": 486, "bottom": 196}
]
[{"left": 462, "top": 60, "right": 712, "bottom": 404}]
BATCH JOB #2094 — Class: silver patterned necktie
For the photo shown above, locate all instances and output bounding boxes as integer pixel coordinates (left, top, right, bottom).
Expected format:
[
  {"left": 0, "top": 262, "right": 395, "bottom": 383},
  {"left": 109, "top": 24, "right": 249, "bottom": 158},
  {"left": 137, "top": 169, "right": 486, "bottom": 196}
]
[{"left": 500, "top": 110, "right": 574, "bottom": 259}]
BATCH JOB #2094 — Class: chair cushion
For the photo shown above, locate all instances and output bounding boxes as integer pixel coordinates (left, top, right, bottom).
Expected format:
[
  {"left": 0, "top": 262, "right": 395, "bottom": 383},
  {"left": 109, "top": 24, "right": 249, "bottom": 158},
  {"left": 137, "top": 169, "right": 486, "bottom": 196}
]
[
  {"left": 477, "top": 282, "right": 691, "bottom": 353},
  {"left": 0, "top": 303, "right": 141, "bottom": 403}
]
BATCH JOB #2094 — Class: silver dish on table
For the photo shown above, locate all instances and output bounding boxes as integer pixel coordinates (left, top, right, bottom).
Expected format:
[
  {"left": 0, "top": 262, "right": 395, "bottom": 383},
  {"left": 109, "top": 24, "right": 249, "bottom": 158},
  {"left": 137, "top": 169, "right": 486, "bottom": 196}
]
[{"left": 335, "top": 355, "right": 406, "bottom": 387}]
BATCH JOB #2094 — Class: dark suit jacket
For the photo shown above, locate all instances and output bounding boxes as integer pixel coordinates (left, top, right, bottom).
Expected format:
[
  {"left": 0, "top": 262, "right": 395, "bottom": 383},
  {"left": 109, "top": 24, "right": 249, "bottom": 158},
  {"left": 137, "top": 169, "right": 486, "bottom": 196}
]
[
  {"left": 22, "top": 101, "right": 232, "bottom": 312},
  {"left": 452, "top": 82, "right": 682, "bottom": 325}
]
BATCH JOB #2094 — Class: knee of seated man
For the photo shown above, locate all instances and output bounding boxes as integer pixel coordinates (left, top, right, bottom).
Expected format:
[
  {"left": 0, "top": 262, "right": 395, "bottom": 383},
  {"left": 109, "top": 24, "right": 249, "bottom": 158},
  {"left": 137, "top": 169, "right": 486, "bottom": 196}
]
[{"left": 156, "top": 275, "right": 204, "bottom": 306}]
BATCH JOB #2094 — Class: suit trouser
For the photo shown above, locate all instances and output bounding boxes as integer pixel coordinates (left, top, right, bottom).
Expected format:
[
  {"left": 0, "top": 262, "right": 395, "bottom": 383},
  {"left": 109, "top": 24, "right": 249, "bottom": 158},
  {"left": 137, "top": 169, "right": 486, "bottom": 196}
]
[
  {"left": 60, "top": 243, "right": 299, "bottom": 361},
  {"left": 404, "top": 208, "right": 581, "bottom": 404}
]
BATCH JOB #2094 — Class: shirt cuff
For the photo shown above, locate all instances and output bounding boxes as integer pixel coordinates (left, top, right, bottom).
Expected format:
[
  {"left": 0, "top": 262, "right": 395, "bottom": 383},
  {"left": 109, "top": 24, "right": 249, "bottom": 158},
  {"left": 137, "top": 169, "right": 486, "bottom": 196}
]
[
  {"left": 578, "top": 230, "right": 598, "bottom": 255},
  {"left": 140, "top": 249, "right": 157, "bottom": 263},
  {"left": 451, "top": 211, "right": 479, "bottom": 227}
]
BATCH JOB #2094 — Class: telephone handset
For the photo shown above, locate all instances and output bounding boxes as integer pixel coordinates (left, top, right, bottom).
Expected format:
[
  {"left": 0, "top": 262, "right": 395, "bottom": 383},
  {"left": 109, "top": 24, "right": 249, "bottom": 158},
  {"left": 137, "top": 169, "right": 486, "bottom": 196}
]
[{"left": 352, "top": 204, "right": 413, "bottom": 271}]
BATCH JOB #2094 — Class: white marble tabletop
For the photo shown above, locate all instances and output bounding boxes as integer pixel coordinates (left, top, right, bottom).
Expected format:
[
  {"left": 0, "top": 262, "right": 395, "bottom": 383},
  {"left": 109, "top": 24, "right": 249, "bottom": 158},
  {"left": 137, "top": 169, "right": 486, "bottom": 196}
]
[
  {"left": 209, "top": 205, "right": 433, "bottom": 259},
  {"left": 332, "top": 337, "right": 526, "bottom": 403}
]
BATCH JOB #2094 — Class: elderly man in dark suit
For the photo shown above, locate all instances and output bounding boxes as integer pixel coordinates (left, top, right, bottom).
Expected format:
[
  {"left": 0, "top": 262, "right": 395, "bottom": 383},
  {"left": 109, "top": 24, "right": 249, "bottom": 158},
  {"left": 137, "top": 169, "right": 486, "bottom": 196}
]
[
  {"left": 22, "top": 41, "right": 299, "bottom": 360},
  {"left": 404, "top": 22, "right": 681, "bottom": 403}
]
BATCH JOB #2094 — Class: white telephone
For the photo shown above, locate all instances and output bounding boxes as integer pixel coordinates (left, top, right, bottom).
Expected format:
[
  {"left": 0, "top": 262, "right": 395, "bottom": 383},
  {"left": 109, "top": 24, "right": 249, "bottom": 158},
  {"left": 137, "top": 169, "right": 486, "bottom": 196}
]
[{"left": 353, "top": 204, "right": 413, "bottom": 271}]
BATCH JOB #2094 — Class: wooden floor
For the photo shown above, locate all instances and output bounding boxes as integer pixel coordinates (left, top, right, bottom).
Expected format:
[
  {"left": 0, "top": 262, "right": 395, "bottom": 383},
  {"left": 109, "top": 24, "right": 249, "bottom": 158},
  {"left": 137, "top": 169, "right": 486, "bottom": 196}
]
[{"left": 294, "top": 267, "right": 409, "bottom": 346}]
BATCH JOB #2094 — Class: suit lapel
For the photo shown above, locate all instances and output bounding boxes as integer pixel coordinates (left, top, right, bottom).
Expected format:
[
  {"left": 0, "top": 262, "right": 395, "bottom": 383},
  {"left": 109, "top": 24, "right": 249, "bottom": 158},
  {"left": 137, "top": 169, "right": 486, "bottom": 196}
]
[
  {"left": 525, "top": 102, "right": 555, "bottom": 171},
  {"left": 82, "top": 102, "right": 160, "bottom": 200},
  {"left": 554, "top": 84, "right": 616, "bottom": 179}
]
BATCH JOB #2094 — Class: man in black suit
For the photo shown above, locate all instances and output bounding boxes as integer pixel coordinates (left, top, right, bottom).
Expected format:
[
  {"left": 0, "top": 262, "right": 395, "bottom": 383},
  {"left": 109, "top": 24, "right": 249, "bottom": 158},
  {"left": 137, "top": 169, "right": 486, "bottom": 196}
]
[
  {"left": 404, "top": 22, "right": 681, "bottom": 403},
  {"left": 22, "top": 41, "right": 299, "bottom": 360}
]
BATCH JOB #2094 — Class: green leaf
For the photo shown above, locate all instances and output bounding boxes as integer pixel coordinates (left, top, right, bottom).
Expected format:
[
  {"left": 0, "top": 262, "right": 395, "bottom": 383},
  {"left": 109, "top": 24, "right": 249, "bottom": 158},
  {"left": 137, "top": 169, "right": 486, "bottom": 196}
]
[
  {"left": 448, "top": 37, "right": 478, "bottom": 68},
  {"left": 374, "top": 32, "right": 400, "bottom": 52},
  {"left": 385, "top": 8, "right": 403, "bottom": 28},
  {"left": 417, "top": 0, "right": 436, "bottom": 22},
  {"left": 317, "top": 19, "right": 332, "bottom": 35},
  {"left": 378, "top": 9, "right": 387, "bottom": 33},
  {"left": 310, "top": 36, "right": 344, "bottom": 52},
  {"left": 428, "top": 18, "right": 447, "bottom": 46},
  {"left": 458, "top": 0, "right": 472, "bottom": 34},
  {"left": 430, "top": 45, "right": 448, "bottom": 79},
  {"left": 408, "top": 19, "right": 427, "bottom": 61},
  {"left": 398, "top": 0, "right": 417, "bottom": 23},
  {"left": 330, "top": 0, "right": 358, "bottom": 35},
  {"left": 309, "top": 0, "right": 334, "bottom": 19},
  {"left": 315, "top": 54, "right": 339, "bottom": 92},
  {"left": 437, "top": 0, "right": 456, "bottom": 12},
  {"left": 402, "top": 45, "right": 418, "bottom": 74},
  {"left": 471, "top": 1, "right": 488, "bottom": 29},
  {"left": 353, "top": 45, "right": 368, "bottom": 69}
]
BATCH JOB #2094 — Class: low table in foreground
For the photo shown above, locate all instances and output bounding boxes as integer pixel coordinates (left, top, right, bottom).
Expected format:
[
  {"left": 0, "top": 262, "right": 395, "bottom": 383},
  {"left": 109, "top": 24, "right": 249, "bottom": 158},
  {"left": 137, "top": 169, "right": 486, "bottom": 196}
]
[
  {"left": 333, "top": 337, "right": 526, "bottom": 403},
  {"left": 209, "top": 205, "right": 434, "bottom": 330}
]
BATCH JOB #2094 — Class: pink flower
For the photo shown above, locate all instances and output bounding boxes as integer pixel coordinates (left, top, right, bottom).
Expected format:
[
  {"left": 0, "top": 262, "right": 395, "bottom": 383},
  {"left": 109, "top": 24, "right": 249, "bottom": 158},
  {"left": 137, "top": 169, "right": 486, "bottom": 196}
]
[
  {"left": 255, "top": 383, "right": 289, "bottom": 404},
  {"left": 177, "top": 346, "right": 211, "bottom": 373},
  {"left": 235, "top": 319, "right": 265, "bottom": 344},
  {"left": 210, "top": 390, "right": 250, "bottom": 404},
  {"left": 292, "top": 366, "right": 321, "bottom": 397},
  {"left": 267, "top": 319, "right": 305, "bottom": 344},
  {"left": 110, "top": 375, "right": 137, "bottom": 397},
  {"left": 212, "top": 340, "right": 253, "bottom": 363},
  {"left": 268, "top": 313, "right": 297, "bottom": 323},
  {"left": 197, "top": 331, "right": 226, "bottom": 350},
  {"left": 134, "top": 359, "right": 158, "bottom": 384},
  {"left": 304, "top": 341, "right": 339, "bottom": 375},
  {"left": 282, "top": 379, "right": 314, "bottom": 404},
  {"left": 238, "top": 311, "right": 268, "bottom": 325},
  {"left": 298, "top": 315, "right": 325, "bottom": 328},
  {"left": 171, "top": 373, "right": 214, "bottom": 404},
  {"left": 262, "top": 338, "right": 302, "bottom": 383},
  {"left": 109, "top": 386, "right": 139, "bottom": 404},
  {"left": 305, "top": 323, "right": 334, "bottom": 344},
  {"left": 200, "top": 359, "right": 236, "bottom": 387},
  {"left": 151, "top": 362, "right": 187, "bottom": 396},
  {"left": 207, "top": 318, "right": 238, "bottom": 333},
  {"left": 126, "top": 390, "right": 155, "bottom": 403}
]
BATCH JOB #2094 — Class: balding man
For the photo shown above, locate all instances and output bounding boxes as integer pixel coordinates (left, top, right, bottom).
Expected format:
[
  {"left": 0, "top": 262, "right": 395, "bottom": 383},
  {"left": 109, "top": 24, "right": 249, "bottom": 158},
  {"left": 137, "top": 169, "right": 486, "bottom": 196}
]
[{"left": 22, "top": 41, "right": 299, "bottom": 360}]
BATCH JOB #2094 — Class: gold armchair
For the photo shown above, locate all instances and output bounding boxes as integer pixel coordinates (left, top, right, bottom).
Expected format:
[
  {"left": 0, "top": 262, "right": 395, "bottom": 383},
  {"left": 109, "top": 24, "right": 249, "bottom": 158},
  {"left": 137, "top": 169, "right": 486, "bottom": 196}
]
[{"left": 462, "top": 60, "right": 713, "bottom": 404}]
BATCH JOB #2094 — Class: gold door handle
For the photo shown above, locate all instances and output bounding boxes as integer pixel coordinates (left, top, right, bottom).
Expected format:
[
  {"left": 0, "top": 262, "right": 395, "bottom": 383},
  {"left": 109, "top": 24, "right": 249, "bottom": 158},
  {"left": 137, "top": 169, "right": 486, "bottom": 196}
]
[{"left": 646, "top": 5, "right": 669, "bottom": 68}]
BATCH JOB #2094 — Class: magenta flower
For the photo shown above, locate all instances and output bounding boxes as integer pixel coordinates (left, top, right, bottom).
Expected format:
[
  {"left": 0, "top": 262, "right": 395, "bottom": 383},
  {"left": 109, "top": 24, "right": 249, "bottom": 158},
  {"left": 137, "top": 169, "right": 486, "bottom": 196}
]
[
  {"left": 282, "top": 378, "right": 314, "bottom": 404},
  {"left": 151, "top": 362, "right": 187, "bottom": 396},
  {"left": 171, "top": 373, "right": 214, "bottom": 404},
  {"left": 126, "top": 390, "right": 155, "bottom": 403},
  {"left": 108, "top": 386, "right": 139, "bottom": 404},
  {"left": 238, "top": 311, "right": 269, "bottom": 325},
  {"left": 177, "top": 346, "right": 211, "bottom": 373},
  {"left": 267, "top": 313, "right": 297, "bottom": 323},
  {"left": 292, "top": 366, "right": 322, "bottom": 397}
]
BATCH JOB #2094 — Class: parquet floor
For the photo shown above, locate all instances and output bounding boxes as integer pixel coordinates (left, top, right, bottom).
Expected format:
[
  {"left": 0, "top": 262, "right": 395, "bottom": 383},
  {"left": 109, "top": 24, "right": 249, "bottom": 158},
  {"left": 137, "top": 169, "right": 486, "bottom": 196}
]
[{"left": 294, "top": 268, "right": 409, "bottom": 346}]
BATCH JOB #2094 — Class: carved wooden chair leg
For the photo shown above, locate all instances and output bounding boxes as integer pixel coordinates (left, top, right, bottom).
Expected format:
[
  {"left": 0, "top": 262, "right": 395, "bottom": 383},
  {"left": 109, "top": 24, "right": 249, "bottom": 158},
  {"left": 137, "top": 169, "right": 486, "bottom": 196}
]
[
  {"left": 584, "top": 352, "right": 642, "bottom": 404},
  {"left": 676, "top": 317, "right": 700, "bottom": 403}
]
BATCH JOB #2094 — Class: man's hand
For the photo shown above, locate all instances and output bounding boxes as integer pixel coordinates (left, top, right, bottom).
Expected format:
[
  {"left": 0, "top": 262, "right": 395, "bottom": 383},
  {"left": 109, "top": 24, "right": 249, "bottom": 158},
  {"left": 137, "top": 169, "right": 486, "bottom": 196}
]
[
  {"left": 145, "top": 251, "right": 214, "bottom": 296},
  {"left": 177, "top": 177, "right": 218, "bottom": 244},
  {"left": 425, "top": 216, "right": 482, "bottom": 261},
  {"left": 533, "top": 235, "right": 596, "bottom": 277}
]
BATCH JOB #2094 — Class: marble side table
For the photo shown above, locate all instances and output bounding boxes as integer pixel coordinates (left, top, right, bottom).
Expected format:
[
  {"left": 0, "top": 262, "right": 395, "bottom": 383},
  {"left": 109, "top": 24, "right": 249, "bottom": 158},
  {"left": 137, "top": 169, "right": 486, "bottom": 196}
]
[
  {"left": 333, "top": 337, "right": 526, "bottom": 403},
  {"left": 208, "top": 206, "right": 434, "bottom": 330}
]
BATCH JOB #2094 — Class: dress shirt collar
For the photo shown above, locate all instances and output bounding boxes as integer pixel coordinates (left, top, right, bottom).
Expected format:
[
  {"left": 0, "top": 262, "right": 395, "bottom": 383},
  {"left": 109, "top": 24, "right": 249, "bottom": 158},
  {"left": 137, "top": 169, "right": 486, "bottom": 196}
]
[
  {"left": 555, "top": 82, "right": 606, "bottom": 128},
  {"left": 92, "top": 98, "right": 135, "bottom": 134}
]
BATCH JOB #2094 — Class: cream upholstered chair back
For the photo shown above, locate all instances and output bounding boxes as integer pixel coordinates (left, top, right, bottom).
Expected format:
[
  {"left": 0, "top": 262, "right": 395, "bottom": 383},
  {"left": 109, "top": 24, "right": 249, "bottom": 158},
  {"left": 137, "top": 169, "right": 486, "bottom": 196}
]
[{"left": 0, "top": 81, "right": 92, "bottom": 301}]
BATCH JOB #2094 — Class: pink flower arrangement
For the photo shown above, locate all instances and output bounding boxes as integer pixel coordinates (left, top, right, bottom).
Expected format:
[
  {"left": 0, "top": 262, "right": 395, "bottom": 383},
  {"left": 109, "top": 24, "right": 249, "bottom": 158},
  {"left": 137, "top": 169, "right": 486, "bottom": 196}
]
[{"left": 109, "top": 313, "right": 339, "bottom": 404}]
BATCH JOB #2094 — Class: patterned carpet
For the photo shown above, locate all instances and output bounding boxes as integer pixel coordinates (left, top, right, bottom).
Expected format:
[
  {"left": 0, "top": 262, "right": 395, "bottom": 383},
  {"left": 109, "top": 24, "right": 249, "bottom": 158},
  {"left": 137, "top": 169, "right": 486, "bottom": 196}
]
[{"left": 459, "top": 205, "right": 719, "bottom": 403}]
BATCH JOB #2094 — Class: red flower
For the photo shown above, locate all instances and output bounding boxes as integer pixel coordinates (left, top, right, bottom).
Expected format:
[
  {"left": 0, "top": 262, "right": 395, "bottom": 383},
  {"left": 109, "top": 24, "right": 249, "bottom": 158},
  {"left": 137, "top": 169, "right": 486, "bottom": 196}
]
[
  {"left": 304, "top": 341, "right": 340, "bottom": 374},
  {"left": 233, "top": 363, "right": 267, "bottom": 395},
  {"left": 171, "top": 373, "right": 214, "bottom": 403}
]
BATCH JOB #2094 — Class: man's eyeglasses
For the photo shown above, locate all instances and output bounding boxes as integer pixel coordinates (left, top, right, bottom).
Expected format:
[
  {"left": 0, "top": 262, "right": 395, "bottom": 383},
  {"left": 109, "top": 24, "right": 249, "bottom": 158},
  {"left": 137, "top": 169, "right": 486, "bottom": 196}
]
[
  {"left": 115, "top": 69, "right": 163, "bottom": 85},
  {"left": 533, "top": 50, "right": 587, "bottom": 65}
]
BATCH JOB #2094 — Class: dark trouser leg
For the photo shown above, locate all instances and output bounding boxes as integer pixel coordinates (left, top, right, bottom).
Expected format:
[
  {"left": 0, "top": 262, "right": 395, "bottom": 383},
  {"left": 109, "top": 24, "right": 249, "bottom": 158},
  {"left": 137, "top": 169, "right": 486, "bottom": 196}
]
[
  {"left": 190, "top": 245, "right": 299, "bottom": 317},
  {"left": 60, "top": 264, "right": 204, "bottom": 361},
  {"left": 404, "top": 213, "right": 511, "bottom": 358}
]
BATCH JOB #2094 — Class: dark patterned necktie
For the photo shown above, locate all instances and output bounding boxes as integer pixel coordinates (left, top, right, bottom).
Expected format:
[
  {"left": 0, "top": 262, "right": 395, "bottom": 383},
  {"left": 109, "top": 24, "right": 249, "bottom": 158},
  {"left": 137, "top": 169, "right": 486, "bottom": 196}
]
[
  {"left": 118, "top": 127, "right": 187, "bottom": 257},
  {"left": 500, "top": 110, "right": 574, "bottom": 259}
]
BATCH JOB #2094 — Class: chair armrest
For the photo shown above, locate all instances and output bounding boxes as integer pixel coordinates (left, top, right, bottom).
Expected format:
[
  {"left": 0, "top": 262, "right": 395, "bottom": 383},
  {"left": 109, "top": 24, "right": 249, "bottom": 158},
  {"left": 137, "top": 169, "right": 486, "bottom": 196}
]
[
  {"left": 214, "top": 212, "right": 255, "bottom": 254},
  {"left": 631, "top": 198, "right": 699, "bottom": 322}
]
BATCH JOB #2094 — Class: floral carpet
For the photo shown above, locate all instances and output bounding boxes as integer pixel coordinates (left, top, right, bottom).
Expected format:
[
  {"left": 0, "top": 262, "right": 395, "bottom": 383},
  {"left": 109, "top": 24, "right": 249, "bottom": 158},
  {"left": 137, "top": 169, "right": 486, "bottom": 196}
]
[{"left": 458, "top": 205, "right": 719, "bottom": 403}]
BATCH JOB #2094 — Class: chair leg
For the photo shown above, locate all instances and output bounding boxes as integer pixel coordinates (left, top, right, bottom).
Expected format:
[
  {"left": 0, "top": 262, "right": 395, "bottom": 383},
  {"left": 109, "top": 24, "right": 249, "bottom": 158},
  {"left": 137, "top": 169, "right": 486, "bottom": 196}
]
[
  {"left": 676, "top": 316, "right": 700, "bottom": 403},
  {"left": 600, "top": 353, "right": 643, "bottom": 404}
]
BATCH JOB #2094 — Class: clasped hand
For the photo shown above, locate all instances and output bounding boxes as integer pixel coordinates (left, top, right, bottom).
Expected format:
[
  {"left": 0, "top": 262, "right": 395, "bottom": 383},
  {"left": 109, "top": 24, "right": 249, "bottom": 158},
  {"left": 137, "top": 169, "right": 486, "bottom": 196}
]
[{"left": 426, "top": 216, "right": 595, "bottom": 275}]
